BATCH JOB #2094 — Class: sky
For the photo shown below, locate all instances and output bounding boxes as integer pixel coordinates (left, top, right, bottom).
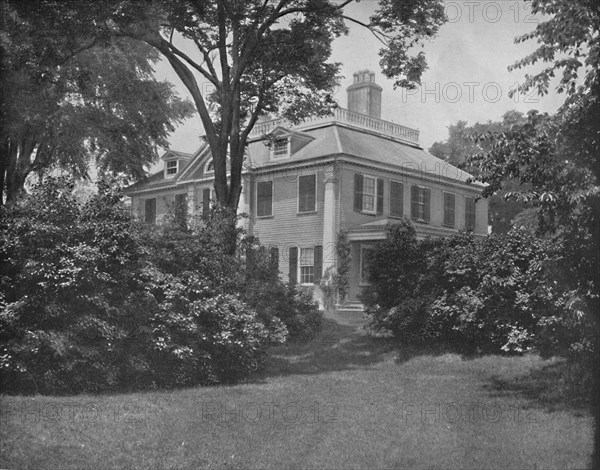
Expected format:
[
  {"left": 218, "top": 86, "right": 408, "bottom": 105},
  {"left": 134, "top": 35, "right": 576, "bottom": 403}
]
[{"left": 154, "top": 0, "right": 565, "bottom": 156}]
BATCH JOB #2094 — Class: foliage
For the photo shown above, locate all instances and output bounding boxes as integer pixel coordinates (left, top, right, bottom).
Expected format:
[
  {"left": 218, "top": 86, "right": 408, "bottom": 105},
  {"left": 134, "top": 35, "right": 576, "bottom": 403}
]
[
  {"left": 0, "top": 177, "right": 312, "bottom": 394},
  {"left": 95, "top": 0, "right": 448, "bottom": 210},
  {"left": 468, "top": 2, "right": 600, "bottom": 462},
  {"left": 363, "top": 221, "right": 590, "bottom": 357},
  {"left": 334, "top": 230, "right": 352, "bottom": 302},
  {"left": 0, "top": 1, "right": 194, "bottom": 205},
  {"left": 428, "top": 111, "right": 531, "bottom": 234}
]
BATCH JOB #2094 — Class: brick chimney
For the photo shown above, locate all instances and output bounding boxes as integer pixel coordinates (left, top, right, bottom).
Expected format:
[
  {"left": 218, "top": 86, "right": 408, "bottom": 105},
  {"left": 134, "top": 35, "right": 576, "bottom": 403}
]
[{"left": 346, "top": 70, "right": 382, "bottom": 119}]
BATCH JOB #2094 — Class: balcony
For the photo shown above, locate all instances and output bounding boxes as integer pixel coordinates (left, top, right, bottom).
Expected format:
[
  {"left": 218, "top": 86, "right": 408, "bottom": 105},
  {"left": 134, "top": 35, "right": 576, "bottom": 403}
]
[{"left": 249, "top": 107, "right": 420, "bottom": 145}]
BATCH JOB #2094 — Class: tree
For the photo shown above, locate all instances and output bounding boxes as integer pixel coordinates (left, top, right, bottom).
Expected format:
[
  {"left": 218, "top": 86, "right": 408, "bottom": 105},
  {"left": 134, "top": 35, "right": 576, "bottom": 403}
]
[
  {"left": 466, "top": 0, "right": 599, "bottom": 465},
  {"left": 429, "top": 111, "right": 530, "bottom": 233},
  {"left": 106, "top": 0, "right": 447, "bottom": 212},
  {"left": 0, "top": 1, "right": 194, "bottom": 204}
]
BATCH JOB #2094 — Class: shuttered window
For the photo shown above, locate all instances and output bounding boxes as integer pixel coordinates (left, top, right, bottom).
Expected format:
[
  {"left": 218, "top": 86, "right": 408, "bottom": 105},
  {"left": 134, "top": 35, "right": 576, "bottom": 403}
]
[
  {"left": 299, "top": 247, "right": 314, "bottom": 284},
  {"left": 354, "top": 173, "right": 384, "bottom": 214},
  {"left": 298, "top": 174, "right": 316, "bottom": 212},
  {"left": 289, "top": 245, "right": 322, "bottom": 285},
  {"left": 443, "top": 192, "right": 455, "bottom": 227},
  {"left": 390, "top": 181, "right": 404, "bottom": 218},
  {"left": 144, "top": 198, "right": 156, "bottom": 224},
  {"left": 465, "top": 196, "right": 476, "bottom": 230},
  {"left": 410, "top": 185, "right": 431, "bottom": 222},
  {"left": 257, "top": 181, "right": 273, "bottom": 217}
]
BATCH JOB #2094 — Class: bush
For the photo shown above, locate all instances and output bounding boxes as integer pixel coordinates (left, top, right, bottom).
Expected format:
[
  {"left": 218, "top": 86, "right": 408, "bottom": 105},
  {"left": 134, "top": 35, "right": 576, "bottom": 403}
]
[
  {"left": 0, "top": 177, "right": 300, "bottom": 394},
  {"left": 363, "top": 219, "right": 593, "bottom": 359}
]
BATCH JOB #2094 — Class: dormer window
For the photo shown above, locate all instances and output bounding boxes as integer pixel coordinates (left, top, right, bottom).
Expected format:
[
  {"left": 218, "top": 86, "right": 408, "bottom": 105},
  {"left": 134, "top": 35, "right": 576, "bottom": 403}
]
[
  {"left": 166, "top": 160, "right": 178, "bottom": 177},
  {"left": 272, "top": 138, "right": 290, "bottom": 158},
  {"left": 205, "top": 159, "right": 214, "bottom": 174}
]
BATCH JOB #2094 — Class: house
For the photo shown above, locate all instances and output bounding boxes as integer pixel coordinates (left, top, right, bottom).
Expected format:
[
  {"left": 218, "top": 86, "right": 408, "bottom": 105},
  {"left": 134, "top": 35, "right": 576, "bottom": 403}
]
[{"left": 126, "top": 70, "right": 488, "bottom": 311}]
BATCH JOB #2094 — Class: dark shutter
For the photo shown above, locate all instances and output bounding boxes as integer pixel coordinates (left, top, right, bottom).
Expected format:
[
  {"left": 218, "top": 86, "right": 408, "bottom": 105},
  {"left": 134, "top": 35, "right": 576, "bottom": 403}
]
[
  {"left": 270, "top": 247, "right": 279, "bottom": 272},
  {"left": 390, "top": 181, "right": 403, "bottom": 218},
  {"left": 313, "top": 245, "right": 323, "bottom": 284},
  {"left": 289, "top": 247, "right": 298, "bottom": 284},
  {"left": 353, "top": 173, "right": 363, "bottom": 212},
  {"left": 410, "top": 185, "right": 419, "bottom": 219},
  {"left": 145, "top": 198, "right": 156, "bottom": 224},
  {"left": 376, "top": 178, "right": 384, "bottom": 215},
  {"left": 423, "top": 188, "right": 431, "bottom": 221},
  {"left": 444, "top": 193, "right": 455, "bottom": 227},
  {"left": 202, "top": 188, "right": 211, "bottom": 217}
]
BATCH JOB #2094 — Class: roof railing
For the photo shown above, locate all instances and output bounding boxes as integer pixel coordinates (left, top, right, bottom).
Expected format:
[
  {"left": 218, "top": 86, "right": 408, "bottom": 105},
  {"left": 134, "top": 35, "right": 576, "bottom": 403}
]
[{"left": 249, "top": 107, "right": 419, "bottom": 144}]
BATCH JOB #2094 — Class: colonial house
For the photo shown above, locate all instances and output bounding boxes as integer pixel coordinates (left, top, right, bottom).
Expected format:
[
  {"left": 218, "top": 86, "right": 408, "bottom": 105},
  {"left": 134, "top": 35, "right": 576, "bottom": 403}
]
[{"left": 127, "top": 70, "right": 488, "bottom": 311}]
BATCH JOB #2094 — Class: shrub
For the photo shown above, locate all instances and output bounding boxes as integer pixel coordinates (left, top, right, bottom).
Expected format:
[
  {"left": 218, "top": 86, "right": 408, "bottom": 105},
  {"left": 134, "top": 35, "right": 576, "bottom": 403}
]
[
  {"left": 0, "top": 177, "right": 296, "bottom": 394},
  {"left": 363, "top": 220, "right": 592, "bottom": 359}
]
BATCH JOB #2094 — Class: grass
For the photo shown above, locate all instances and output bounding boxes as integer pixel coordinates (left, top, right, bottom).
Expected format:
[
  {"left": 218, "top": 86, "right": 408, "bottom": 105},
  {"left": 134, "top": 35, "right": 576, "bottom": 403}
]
[{"left": 0, "top": 311, "right": 594, "bottom": 469}]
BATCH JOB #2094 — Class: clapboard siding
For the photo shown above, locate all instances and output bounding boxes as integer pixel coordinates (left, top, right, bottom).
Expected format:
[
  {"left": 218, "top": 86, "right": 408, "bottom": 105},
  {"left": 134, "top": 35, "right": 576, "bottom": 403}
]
[
  {"left": 251, "top": 168, "right": 326, "bottom": 280},
  {"left": 339, "top": 164, "right": 488, "bottom": 236}
]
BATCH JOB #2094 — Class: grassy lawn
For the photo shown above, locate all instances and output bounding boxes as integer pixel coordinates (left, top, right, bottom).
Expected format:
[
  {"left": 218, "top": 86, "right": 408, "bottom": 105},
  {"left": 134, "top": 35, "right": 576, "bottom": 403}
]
[{"left": 1, "top": 311, "right": 593, "bottom": 469}]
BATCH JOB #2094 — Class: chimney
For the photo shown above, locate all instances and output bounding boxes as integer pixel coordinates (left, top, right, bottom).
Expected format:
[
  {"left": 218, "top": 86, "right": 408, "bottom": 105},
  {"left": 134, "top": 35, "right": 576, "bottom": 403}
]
[{"left": 346, "top": 70, "right": 382, "bottom": 119}]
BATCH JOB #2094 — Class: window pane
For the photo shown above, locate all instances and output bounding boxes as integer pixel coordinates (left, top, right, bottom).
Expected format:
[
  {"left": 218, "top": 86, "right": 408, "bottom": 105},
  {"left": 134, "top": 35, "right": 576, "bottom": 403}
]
[
  {"left": 362, "top": 176, "right": 376, "bottom": 212},
  {"left": 257, "top": 181, "right": 272, "bottom": 217},
  {"left": 298, "top": 174, "right": 316, "bottom": 212},
  {"left": 300, "top": 247, "right": 314, "bottom": 266},
  {"left": 166, "top": 160, "right": 177, "bottom": 175},
  {"left": 273, "top": 139, "right": 288, "bottom": 157},
  {"left": 299, "top": 248, "right": 314, "bottom": 283}
]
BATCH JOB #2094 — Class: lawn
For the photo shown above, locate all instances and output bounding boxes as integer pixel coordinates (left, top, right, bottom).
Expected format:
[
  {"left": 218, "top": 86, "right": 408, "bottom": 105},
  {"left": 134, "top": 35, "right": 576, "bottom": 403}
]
[{"left": 0, "top": 311, "right": 593, "bottom": 469}]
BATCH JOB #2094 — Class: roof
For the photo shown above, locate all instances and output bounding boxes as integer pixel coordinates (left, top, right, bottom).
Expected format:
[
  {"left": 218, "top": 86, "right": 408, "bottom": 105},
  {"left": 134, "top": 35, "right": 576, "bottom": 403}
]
[
  {"left": 127, "top": 117, "right": 481, "bottom": 194},
  {"left": 246, "top": 122, "right": 476, "bottom": 185}
]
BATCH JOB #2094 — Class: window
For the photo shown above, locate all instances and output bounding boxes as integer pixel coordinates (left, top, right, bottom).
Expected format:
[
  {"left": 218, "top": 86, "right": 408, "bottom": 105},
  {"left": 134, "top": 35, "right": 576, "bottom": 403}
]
[
  {"left": 360, "top": 246, "right": 375, "bottom": 284},
  {"left": 289, "top": 245, "right": 322, "bottom": 285},
  {"left": 299, "top": 247, "right": 314, "bottom": 284},
  {"left": 390, "top": 181, "right": 404, "bottom": 218},
  {"left": 354, "top": 173, "right": 384, "bottom": 214},
  {"left": 257, "top": 181, "right": 273, "bottom": 217},
  {"left": 272, "top": 138, "right": 289, "bottom": 158},
  {"left": 205, "top": 160, "right": 214, "bottom": 174},
  {"left": 465, "top": 196, "right": 476, "bottom": 230},
  {"left": 410, "top": 185, "right": 431, "bottom": 222},
  {"left": 144, "top": 198, "right": 156, "bottom": 224},
  {"left": 362, "top": 176, "right": 376, "bottom": 212},
  {"left": 443, "top": 192, "right": 455, "bottom": 227},
  {"left": 298, "top": 174, "right": 316, "bottom": 213},
  {"left": 166, "top": 160, "right": 178, "bottom": 176}
]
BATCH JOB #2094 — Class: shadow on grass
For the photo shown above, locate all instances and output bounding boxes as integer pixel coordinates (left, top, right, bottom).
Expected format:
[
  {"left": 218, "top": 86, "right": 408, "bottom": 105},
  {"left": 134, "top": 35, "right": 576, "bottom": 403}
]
[
  {"left": 255, "top": 317, "right": 395, "bottom": 379},
  {"left": 483, "top": 359, "right": 592, "bottom": 414},
  {"left": 256, "top": 314, "right": 472, "bottom": 380}
]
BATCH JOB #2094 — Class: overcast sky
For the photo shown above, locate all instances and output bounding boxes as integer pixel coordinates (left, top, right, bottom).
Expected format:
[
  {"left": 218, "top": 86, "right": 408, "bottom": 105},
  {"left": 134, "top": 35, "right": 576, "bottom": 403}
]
[{"left": 154, "top": 1, "right": 565, "bottom": 156}]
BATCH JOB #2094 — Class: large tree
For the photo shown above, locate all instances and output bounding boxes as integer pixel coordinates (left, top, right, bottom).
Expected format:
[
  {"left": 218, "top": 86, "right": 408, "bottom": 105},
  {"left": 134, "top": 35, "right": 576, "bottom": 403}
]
[
  {"left": 467, "top": 0, "right": 599, "bottom": 465},
  {"left": 0, "top": 1, "right": 194, "bottom": 204},
  {"left": 106, "top": 0, "right": 447, "bottom": 211}
]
